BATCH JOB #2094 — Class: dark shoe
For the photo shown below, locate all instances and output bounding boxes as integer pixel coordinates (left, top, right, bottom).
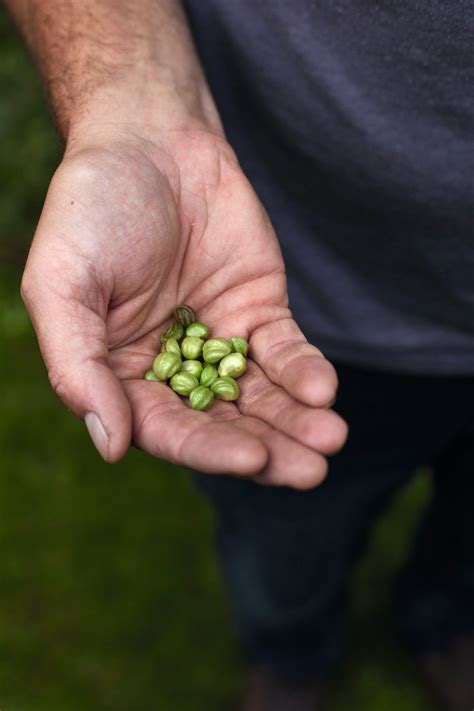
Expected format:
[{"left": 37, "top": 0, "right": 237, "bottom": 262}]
[
  {"left": 417, "top": 634, "right": 474, "bottom": 710},
  {"left": 241, "top": 665, "right": 324, "bottom": 711}
]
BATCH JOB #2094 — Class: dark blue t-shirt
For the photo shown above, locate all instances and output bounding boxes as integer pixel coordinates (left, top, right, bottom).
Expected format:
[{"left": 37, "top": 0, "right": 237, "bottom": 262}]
[{"left": 184, "top": 1, "right": 474, "bottom": 374}]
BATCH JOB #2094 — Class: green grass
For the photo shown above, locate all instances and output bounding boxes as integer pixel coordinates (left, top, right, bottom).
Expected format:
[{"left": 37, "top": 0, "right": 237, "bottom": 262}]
[{"left": 0, "top": 8, "right": 433, "bottom": 709}]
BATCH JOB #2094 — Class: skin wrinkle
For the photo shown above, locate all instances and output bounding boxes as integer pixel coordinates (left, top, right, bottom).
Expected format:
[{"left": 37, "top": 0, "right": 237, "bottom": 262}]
[
  {"left": 113, "top": 266, "right": 288, "bottom": 354},
  {"left": 209, "top": 304, "right": 289, "bottom": 341},
  {"left": 256, "top": 334, "right": 324, "bottom": 365},
  {"left": 250, "top": 324, "right": 302, "bottom": 357},
  {"left": 45, "top": 272, "right": 109, "bottom": 332},
  {"left": 173, "top": 143, "right": 243, "bottom": 256},
  {"left": 173, "top": 215, "right": 198, "bottom": 310},
  {"left": 132, "top": 388, "right": 184, "bottom": 446},
  {"left": 47, "top": 349, "right": 110, "bottom": 403},
  {"left": 107, "top": 294, "right": 159, "bottom": 349},
  {"left": 238, "top": 368, "right": 276, "bottom": 410},
  {"left": 110, "top": 349, "right": 157, "bottom": 378},
  {"left": 187, "top": 269, "right": 288, "bottom": 325}
]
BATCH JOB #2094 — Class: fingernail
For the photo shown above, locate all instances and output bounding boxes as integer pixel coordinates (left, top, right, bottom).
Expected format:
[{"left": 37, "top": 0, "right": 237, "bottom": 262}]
[{"left": 85, "top": 412, "right": 109, "bottom": 461}]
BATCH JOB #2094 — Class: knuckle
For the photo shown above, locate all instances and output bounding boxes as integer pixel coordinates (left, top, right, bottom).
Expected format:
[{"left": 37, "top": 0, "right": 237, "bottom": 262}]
[
  {"left": 20, "top": 271, "right": 34, "bottom": 308},
  {"left": 47, "top": 366, "right": 69, "bottom": 403}
]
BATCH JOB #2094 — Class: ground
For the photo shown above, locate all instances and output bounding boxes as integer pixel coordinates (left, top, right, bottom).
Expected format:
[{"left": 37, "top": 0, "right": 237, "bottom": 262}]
[{"left": 0, "top": 9, "right": 433, "bottom": 710}]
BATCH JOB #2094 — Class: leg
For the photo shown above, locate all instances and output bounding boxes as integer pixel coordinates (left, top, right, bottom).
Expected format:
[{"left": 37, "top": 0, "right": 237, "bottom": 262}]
[
  {"left": 393, "top": 414, "right": 474, "bottom": 709},
  {"left": 194, "top": 364, "right": 474, "bottom": 677},
  {"left": 394, "top": 416, "right": 474, "bottom": 652}
]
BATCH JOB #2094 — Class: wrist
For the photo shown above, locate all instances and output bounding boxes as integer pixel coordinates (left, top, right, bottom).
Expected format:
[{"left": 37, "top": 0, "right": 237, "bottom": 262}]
[{"left": 65, "top": 66, "right": 224, "bottom": 152}]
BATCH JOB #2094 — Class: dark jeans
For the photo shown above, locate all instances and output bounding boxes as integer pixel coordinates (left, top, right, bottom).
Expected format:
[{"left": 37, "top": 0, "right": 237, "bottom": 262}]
[{"left": 194, "top": 362, "right": 474, "bottom": 676}]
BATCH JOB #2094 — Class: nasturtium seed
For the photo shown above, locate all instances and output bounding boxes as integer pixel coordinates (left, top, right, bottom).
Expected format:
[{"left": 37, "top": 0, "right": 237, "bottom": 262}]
[
  {"left": 148, "top": 305, "right": 248, "bottom": 412},
  {"left": 164, "top": 338, "right": 181, "bottom": 357},
  {"left": 186, "top": 322, "right": 209, "bottom": 339},
  {"left": 174, "top": 304, "right": 196, "bottom": 327},
  {"left": 230, "top": 336, "right": 249, "bottom": 357},
  {"left": 152, "top": 352, "right": 182, "bottom": 381},
  {"left": 203, "top": 338, "right": 232, "bottom": 364},
  {"left": 211, "top": 376, "right": 240, "bottom": 401},
  {"left": 218, "top": 352, "right": 247, "bottom": 378},
  {"left": 181, "top": 336, "right": 204, "bottom": 360},
  {"left": 189, "top": 385, "right": 215, "bottom": 411},
  {"left": 170, "top": 371, "right": 199, "bottom": 396},
  {"left": 181, "top": 360, "right": 203, "bottom": 379},
  {"left": 200, "top": 364, "right": 218, "bottom": 388},
  {"left": 144, "top": 369, "right": 160, "bottom": 381},
  {"left": 160, "top": 321, "right": 184, "bottom": 342}
]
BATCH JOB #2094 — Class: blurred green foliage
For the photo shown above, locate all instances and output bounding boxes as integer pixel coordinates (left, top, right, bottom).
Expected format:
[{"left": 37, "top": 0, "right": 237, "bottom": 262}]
[
  {"left": 0, "top": 12, "right": 60, "bottom": 264},
  {"left": 0, "top": 6, "right": 433, "bottom": 710}
]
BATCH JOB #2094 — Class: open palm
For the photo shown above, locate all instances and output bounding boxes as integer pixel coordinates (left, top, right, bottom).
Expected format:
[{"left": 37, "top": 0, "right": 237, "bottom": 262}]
[{"left": 22, "top": 129, "right": 347, "bottom": 488}]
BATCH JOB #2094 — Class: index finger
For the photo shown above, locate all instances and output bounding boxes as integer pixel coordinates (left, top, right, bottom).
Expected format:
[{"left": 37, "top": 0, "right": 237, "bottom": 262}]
[{"left": 250, "top": 318, "right": 339, "bottom": 407}]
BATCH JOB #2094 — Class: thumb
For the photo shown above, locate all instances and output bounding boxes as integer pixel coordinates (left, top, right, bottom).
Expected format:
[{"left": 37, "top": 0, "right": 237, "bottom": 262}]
[{"left": 21, "top": 267, "right": 132, "bottom": 463}]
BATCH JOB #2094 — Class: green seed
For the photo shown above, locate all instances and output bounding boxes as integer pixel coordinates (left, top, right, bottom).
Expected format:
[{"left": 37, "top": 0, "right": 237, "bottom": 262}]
[
  {"left": 186, "top": 321, "right": 209, "bottom": 339},
  {"left": 211, "top": 376, "right": 240, "bottom": 401},
  {"left": 152, "top": 352, "right": 182, "bottom": 381},
  {"left": 189, "top": 385, "right": 215, "bottom": 411},
  {"left": 230, "top": 336, "right": 249, "bottom": 357},
  {"left": 174, "top": 304, "right": 196, "bottom": 327},
  {"left": 218, "top": 352, "right": 247, "bottom": 378},
  {"left": 181, "top": 360, "right": 203, "bottom": 379},
  {"left": 151, "top": 307, "right": 246, "bottom": 408},
  {"left": 200, "top": 364, "right": 218, "bottom": 388},
  {"left": 170, "top": 371, "right": 199, "bottom": 396},
  {"left": 144, "top": 369, "right": 160, "bottom": 381},
  {"left": 181, "top": 336, "right": 204, "bottom": 360},
  {"left": 160, "top": 321, "right": 184, "bottom": 342},
  {"left": 203, "top": 338, "right": 232, "bottom": 364},
  {"left": 163, "top": 338, "right": 181, "bottom": 357}
]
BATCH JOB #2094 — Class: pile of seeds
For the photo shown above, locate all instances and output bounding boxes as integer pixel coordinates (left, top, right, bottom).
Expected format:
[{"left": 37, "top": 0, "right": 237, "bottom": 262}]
[{"left": 144, "top": 304, "right": 248, "bottom": 411}]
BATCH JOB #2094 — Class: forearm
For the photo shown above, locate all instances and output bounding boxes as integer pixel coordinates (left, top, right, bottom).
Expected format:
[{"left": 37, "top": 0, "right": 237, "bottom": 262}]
[{"left": 4, "top": 0, "right": 223, "bottom": 141}]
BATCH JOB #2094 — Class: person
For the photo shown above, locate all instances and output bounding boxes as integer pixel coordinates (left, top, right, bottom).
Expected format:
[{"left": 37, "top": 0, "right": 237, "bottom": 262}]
[{"left": 5, "top": 1, "right": 473, "bottom": 709}]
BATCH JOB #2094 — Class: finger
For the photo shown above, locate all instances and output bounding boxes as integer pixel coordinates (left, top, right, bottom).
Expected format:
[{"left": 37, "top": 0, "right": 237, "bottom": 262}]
[
  {"left": 124, "top": 379, "right": 268, "bottom": 475},
  {"left": 21, "top": 271, "right": 131, "bottom": 463},
  {"left": 232, "top": 414, "right": 328, "bottom": 490},
  {"left": 125, "top": 374, "right": 327, "bottom": 488},
  {"left": 238, "top": 360, "right": 349, "bottom": 455},
  {"left": 250, "top": 318, "right": 339, "bottom": 407}
]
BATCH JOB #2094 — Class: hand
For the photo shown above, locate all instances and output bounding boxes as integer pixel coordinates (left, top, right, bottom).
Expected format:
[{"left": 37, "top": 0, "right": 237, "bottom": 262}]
[{"left": 21, "top": 128, "right": 348, "bottom": 488}]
